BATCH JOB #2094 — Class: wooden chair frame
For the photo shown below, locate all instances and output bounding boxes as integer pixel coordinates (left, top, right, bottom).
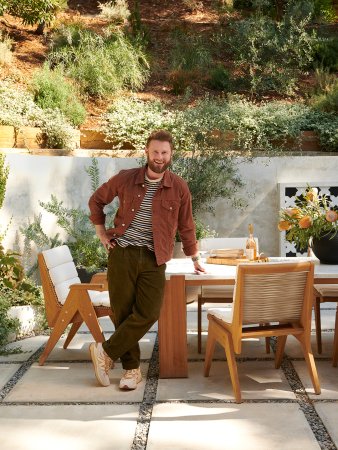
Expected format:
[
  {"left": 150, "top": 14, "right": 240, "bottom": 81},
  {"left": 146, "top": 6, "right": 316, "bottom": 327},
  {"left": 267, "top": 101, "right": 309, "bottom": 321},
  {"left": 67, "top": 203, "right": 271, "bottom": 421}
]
[
  {"left": 313, "top": 286, "right": 338, "bottom": 367},
  {"left": 197, "top": 237, "right": 259, "bottom": 353},
  {"left": 204, "top": 261, "right": 321, "bottom": 403},
  {"left": 38, "top": 253, "right": 113, "bottom": 366}
]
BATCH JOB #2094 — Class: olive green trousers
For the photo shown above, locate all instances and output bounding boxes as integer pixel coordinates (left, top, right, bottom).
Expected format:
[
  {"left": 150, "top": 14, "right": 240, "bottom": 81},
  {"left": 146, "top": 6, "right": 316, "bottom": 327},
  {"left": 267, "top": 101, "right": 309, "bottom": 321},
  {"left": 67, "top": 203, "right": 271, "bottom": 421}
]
[{"left": 102, "top": 244, "right": 166, "bottom": 369}]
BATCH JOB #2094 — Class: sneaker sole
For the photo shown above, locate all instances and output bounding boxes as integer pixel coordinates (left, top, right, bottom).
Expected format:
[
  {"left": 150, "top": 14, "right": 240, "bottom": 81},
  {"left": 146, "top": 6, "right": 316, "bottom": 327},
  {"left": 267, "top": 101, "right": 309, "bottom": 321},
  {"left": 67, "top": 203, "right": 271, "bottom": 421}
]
[
  {"left": 89, "top": 343, "right": 110, "bottom": 387},
  {"left": 119, "top": 376, "right": 142, "bottom": 391}
]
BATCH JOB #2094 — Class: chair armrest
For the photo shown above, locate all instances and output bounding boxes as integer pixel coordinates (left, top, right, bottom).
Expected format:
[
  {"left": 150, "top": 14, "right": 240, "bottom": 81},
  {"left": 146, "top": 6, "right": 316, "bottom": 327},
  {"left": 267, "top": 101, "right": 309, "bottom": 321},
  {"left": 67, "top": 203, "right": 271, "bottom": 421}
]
[
  {"left": 90, "top": 272, "right": 108, "bottom": 289},
  {"left": 69, "top": 283, "right": 105, "bottom": 291},
  {"left": 90, "top": 272, "right": 107, "bottom": 282}
]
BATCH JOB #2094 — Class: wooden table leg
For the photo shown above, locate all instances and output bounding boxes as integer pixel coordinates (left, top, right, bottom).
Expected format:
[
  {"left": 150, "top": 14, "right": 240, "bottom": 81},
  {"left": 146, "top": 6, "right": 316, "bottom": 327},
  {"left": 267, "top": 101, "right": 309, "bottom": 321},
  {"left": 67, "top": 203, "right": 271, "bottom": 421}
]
[{"left": 158, "top": 275, "right": 188, "bottom": 378}]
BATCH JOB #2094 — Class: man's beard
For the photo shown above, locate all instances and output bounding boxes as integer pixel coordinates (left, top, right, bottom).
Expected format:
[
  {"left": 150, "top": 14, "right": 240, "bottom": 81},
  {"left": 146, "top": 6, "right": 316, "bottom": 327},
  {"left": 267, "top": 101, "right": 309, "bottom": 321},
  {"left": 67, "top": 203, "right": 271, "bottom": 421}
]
[{"left": 147, "top": 156, "right": 171, "bottom": 174}]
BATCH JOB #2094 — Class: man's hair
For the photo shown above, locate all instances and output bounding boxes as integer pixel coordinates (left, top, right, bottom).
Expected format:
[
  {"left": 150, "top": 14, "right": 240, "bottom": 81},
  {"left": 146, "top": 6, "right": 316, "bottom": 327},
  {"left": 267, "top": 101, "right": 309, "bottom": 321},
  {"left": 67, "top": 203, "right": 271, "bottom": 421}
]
[{"left": 146, "top": 130, "right": 174, "bottom": 151}]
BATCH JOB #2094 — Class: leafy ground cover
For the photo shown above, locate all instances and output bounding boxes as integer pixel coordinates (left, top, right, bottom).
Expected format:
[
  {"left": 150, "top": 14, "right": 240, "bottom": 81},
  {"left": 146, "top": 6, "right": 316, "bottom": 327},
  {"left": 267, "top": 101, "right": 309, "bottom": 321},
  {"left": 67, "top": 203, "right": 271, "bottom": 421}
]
[{"left": 0, "top": 0, "right": 336, "bottom": 130}]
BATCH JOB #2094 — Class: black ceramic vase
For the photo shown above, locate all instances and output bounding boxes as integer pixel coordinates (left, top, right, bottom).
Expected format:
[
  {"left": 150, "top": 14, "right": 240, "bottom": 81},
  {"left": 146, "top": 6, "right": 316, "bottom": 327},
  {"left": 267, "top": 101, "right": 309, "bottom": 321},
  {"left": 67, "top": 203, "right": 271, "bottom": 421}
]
[{"left": 312, "top": 232, "right": 338, "bottom": 264}]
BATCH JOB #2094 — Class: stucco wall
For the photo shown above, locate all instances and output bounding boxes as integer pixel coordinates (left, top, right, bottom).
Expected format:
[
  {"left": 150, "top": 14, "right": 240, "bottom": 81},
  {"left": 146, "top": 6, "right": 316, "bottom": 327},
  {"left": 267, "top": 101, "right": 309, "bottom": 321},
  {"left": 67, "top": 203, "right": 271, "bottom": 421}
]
[{"left": 1, "top": 153, "right": 338, "bottom": 259}]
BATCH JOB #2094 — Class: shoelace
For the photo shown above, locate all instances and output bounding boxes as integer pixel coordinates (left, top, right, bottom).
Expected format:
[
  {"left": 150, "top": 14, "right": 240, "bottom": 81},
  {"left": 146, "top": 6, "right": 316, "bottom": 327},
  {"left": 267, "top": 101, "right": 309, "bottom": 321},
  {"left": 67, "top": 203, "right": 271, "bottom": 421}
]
[
  {"left": 123, "top": 369, "right": 139, "bottom": 379},
  {"left": 98, "top": 350, "right": 112, "bottom": 374}
]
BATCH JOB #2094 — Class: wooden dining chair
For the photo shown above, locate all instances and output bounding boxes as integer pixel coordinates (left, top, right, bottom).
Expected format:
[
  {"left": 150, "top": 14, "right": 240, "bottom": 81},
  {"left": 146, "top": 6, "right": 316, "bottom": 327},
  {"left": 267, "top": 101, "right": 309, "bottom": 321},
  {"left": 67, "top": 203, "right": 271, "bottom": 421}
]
[
  {"left": 204, "top": 261, "right": 321, "bottom": 403},
  {"left": 197, "top": 237, "right": 259, "bottom": 353},
  {"left": 313, "top": 284, "right": 338, "bottom": 366},
  {"left": 38, "top": 245, "right": 113, "bottom": 366}
]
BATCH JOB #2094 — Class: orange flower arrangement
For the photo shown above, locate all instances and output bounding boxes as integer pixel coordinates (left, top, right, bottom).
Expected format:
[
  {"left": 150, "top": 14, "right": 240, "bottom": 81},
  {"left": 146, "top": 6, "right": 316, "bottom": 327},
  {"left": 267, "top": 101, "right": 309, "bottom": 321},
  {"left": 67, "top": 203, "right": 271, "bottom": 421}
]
[{"left": 278, "top": 186, "right": 338, "bottom": 251}]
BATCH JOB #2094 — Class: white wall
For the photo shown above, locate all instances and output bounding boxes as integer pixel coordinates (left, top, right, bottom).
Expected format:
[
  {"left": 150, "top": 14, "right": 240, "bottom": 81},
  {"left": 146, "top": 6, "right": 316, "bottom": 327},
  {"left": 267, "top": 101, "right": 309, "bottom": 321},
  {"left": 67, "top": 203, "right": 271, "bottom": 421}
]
[{"left": 1, "top": 153, "right": 338, "bottom": 259}]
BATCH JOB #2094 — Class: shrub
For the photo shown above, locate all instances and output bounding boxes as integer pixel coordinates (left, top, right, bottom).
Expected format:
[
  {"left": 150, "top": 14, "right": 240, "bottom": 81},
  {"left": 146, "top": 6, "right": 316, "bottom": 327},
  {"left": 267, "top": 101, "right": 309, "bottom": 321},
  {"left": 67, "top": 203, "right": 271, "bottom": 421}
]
[
  {"left": 207, "top": 65, "right": 231, "bottom": 91},
  {"left": 168, "top": 69, "right": 198, "bottom": 95},
  {"left": 225, "top": 7, "right": 316, "bottom": 94},
  {"left": 0, "top": 153, "right": 9, "bottom": 212},
  {"left": 169, "top": 28, "right": 213, "bottom": 72},
  {"left": 0, "top": 32, "right": 12, "bottom": 66},
  {"left": 48, "top": 27, "right": 149, "bottom": 97},
  {"left": 0, "top": 293, "right": 19, "bottom": 350},
  {"left": 98, "top": 0, "right": 130, "bottom": 24},
  {"left": 312, "top": 36, "right": 338, "bottom": 72},
  {"left": 313, "top": 0, "right": 337, "bottom": 22},
  {"left": 0, "top": 81, "right": 78, "bottom": 150},
  {"left": 0, "top": 0, "right": 67, "bottom": 31},
  {"left": 311, "top": 79, "right": 338, "bottom": 114},
  {"left": 31, "top": 64, "right": 86, "bottom": 126},
  {"left": 104, "top": 95, "right": 338, "bottom": 155}
]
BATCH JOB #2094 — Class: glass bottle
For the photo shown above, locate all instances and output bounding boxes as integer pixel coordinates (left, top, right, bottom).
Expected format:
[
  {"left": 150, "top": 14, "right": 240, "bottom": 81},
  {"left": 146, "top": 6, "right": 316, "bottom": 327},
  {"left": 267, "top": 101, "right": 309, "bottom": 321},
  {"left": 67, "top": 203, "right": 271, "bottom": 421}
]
[{"left": 246, "top": 223, "right": 257, "bottom": 261}]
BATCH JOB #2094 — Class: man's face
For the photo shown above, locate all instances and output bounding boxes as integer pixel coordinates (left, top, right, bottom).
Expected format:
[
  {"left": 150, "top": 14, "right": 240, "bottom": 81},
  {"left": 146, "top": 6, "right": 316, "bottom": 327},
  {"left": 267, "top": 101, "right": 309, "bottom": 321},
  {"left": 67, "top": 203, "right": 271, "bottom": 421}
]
[{"left": 145, "top": 139, "right": 172, "bottom": 174}]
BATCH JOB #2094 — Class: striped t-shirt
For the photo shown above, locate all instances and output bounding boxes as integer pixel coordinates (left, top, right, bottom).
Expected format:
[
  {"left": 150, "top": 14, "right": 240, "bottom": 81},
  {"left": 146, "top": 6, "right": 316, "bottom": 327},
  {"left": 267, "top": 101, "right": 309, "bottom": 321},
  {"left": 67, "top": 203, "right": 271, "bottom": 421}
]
[{"left": 116, "top": 176, "right": 162, "bottom": 251}]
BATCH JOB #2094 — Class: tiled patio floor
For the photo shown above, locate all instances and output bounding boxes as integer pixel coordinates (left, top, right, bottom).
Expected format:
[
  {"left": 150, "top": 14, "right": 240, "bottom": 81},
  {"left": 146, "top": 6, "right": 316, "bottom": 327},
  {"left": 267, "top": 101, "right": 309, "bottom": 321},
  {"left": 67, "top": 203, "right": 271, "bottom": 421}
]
[{"left": 0, "top": 302, "right": 337, "bottom": 450}]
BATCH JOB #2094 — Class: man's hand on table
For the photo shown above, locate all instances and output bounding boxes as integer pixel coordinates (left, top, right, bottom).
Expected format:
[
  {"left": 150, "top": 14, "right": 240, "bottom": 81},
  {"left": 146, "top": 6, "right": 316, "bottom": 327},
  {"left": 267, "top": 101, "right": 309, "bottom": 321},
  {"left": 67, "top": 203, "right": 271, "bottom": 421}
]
[{"left": 191, "top": 254, "right": 206, "bottom": 274}]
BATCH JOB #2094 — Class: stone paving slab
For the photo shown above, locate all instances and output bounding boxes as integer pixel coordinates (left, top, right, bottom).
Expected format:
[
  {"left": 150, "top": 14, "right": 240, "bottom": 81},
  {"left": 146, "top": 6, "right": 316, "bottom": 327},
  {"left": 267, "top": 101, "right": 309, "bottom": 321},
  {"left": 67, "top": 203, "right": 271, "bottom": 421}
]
[
  {"left": 284, "top": 332, "right": 335, "bottom": 359},
  {"left": 0, "top": 364, "right": 21, "bottom": 389},
  {"left": 157, "top": 361, "right": 294, "bottom": 402},
  {"left": 147, "top": 403, "right": 320, "bottom": 450},
  {"left": 187, "top": 333, "right": 273, "bottom": 360},
  {"left": 0, "top": 404, "right": 138, "bottom": 450},
  {"left": 47, "top": 332, "right": 155, "bottom": 362},
  {"left": 293, "top": 360, "right": 338, "bottom": 399},
  {"left": 4, "top": 362, "right": 147, "bottom": 403},
  {"left": 0, "top": 336, "right": 48, "bottom": 362},
  {"left": 314, "top": 403, "right": 338, "bottom": 447}
]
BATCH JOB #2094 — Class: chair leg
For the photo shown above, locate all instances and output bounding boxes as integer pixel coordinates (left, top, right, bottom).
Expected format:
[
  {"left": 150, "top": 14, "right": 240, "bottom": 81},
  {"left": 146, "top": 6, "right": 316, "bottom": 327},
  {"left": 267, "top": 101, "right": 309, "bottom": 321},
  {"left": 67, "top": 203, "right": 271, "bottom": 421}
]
[
  {"left": 265, "top": 337, "right": 271, "bottom": 354},
  {"left": 332, "top": 306, "right": 338, "bottom": 367},
  {"left": 296, "top": 334, "right": 321, "bottom": 395},
  {"left": 198, "top": 297, "right": 203, "bottom": 353},
  {"left": 204, "top": 321, "right": 216, "bottom": 377},
  {"left": 275, "top": 335, "right": 287, "bottom": 369},
  {"left": 39, "top": 304, "right": 78, "bottom": 365},
  {"left": 78, "top": 301, "right": 105, "bottom": 343},
  {"left": 63, "top": 321, "right": 83, "bottom": 349},
  {"left": 314, "top": 297, "right": 322, "bottom": 354},
  {"left": 223, "top": 332, "right": 242, "bottom": 403}
]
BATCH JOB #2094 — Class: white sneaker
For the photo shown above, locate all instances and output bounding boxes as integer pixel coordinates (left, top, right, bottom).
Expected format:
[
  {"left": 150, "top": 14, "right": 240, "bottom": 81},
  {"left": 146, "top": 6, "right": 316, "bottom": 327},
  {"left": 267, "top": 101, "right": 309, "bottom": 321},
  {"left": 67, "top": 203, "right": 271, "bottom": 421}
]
[
  {"left": 119, "top": 367, "right": 142, "bottom": 390},
  {"left": 89, "top": 342, "right": 113, "bottom": 387}
]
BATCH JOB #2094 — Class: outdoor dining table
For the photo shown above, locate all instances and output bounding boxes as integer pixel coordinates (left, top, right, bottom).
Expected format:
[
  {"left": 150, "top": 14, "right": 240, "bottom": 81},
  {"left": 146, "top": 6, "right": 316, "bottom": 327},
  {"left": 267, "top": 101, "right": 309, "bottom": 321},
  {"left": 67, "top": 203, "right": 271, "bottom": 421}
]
[{"left": 158, "top": 257, "right": 338, "bottom": 379}]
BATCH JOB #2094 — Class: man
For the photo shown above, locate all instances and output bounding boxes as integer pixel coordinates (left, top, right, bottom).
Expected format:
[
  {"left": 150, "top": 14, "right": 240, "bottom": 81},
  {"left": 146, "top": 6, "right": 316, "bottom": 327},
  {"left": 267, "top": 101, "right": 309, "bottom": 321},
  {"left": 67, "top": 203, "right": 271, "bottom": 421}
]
[{"left": 88, "top": 129, "right": 205, "bottom": 390}]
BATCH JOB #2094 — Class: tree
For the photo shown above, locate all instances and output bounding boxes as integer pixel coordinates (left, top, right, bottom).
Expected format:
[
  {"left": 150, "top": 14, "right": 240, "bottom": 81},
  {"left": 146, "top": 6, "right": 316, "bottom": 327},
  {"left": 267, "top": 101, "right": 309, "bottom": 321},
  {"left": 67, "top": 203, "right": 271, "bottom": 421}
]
[{"left": 0, "top": 0, "right": 67, "bottom": 34}]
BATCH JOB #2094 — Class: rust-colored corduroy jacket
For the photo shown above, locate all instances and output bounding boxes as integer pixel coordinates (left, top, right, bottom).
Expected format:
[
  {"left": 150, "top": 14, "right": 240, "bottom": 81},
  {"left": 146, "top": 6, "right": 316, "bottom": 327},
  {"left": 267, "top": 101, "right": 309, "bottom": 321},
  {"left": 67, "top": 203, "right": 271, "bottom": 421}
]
[{"left": 88, "top": 166, "right": 198, "bottom": 265}]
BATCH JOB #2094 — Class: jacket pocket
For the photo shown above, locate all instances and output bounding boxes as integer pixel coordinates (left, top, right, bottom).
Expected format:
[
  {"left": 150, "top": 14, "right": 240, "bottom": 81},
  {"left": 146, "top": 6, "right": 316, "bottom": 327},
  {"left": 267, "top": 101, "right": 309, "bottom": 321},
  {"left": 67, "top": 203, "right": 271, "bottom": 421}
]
[{"left": 161, "top": 200, "right": 180, "bottom": 230}]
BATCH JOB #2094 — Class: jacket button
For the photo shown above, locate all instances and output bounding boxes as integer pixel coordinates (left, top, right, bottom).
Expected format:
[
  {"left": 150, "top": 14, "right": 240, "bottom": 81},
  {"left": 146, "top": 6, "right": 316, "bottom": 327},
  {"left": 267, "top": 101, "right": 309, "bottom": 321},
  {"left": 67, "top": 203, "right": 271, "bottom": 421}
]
[
  {"left": 138, "top": 194, "right": 141, "bottom": 197},
  {"left": 142, "top": 184, "right": 145, "bottom": 187},
  {"left": 122, "top": 223, "right": 125, "bottom": 227},
  {"left": 131, "top": 208, "right": 134, "bottom": 212}
]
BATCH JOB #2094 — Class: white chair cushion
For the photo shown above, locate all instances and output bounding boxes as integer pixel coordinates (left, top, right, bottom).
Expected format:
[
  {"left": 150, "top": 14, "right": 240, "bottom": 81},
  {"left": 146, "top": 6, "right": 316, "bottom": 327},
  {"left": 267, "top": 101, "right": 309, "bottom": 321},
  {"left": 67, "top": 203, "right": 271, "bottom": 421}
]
[
  {"left": 208, "top": 307, "right": 233, "bottom": 324},
  {"left": 43, "top": 245, "right": 110, "bottom": 307},
  {"left": 201, "top": 285, "right": 234, "bottom": 299},
  {"left": 55, "top": 277, "right": 81, "bottom": 304},
  {"left": 88, "top": 290, "right": 110, "bottom": 307},
  {"left": 314, "top": 284, "right": 338, "bottom": 297},
  {"left": 42, "top": 245, "right": 73, "bottom": 269},
  {"left": 49, "top": 262, "right": 78, "bottom": 285}
]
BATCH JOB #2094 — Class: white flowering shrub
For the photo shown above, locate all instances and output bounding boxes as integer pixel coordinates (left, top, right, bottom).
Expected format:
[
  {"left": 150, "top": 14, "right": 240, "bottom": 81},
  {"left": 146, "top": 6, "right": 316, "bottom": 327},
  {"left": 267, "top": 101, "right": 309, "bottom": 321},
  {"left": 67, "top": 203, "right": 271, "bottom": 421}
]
[{"left": 0, "top": 81, "right": 78, "bottom": 150}]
